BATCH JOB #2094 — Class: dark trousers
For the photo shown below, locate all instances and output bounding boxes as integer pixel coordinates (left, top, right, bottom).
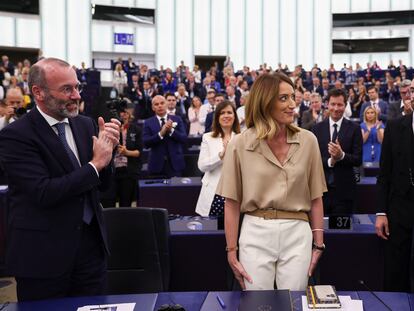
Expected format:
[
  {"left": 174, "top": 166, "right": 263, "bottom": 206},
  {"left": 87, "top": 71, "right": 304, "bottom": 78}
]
[
  {"left": 16, "top": 218, "right": 107, "bottom": 301},
  {"left": 100, "top": 168, "right": 138, "bottom": 208},
  {"left": 322, "top": 187, "right": 353, "bottom": 216},
  {"left": 150, "top": 157, "right": 182, "bottom": 179},
  {"left": 116, "top": 175, "right": 137, "bottom": 207},
  {"left": 384, "top": 195, "right": 414, "bottom": 292}
]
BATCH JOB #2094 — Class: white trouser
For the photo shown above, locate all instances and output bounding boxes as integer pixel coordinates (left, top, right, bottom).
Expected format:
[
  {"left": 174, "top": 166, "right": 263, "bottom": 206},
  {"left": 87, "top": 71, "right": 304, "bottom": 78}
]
[{"left": 239, "top": 215, "right": 312, "bottom": 291}]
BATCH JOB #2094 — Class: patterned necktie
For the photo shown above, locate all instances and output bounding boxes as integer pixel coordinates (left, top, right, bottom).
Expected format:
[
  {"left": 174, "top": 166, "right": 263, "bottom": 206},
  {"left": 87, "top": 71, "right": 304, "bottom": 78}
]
[
  {"left": 160, "top": 117, "right": 166, "bottom": 127},
  {"left": 332, "top": 123, "right": 338, "bottom": 142},
  {"left": 54, "top": 122, "right": 93, "bottom": 224},
  {"left": 55, "top": 123, "right": 80, "bottom": 169}
]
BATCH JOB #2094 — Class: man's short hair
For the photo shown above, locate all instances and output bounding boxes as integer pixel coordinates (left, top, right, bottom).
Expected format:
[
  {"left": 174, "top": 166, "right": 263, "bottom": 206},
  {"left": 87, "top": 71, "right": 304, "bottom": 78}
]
[
  {"left": 327, "top": 88, "right": 347, "bottom": 103},
  {"left": 310, "top": 92, "right": 322, "bottom": 101},
  {"left": 400, "top": 79, "right": 411, "bottom": 88},
  {"left": 367, "top": 85, "right": 378, "bottom": 93},
  {"left": 28, "top": 57, "right": 70, "bottom": 91},
  {"left": 164, "top": 92, "right": 176, "bottom": 99}
]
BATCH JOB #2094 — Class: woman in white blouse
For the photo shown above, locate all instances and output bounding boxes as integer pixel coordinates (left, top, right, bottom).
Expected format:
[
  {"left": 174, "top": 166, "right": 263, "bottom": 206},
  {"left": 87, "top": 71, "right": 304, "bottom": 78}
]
[{"left": 195, "top": 101, "right": 240, "bottom": 216}]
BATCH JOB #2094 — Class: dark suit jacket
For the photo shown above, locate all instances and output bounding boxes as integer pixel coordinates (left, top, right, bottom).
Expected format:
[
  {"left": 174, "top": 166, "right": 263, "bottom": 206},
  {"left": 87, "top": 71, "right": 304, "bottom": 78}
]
[
  {"left": 377, "top": 114, "right": 414, "bottom": 225},
  {"left": 142, "top": 114, "right": 187, "bottom": 174},
  {"left": 204, "top": 111, "right": 214, "bottom": 133},
  {"left": 0, "top": 108, "right": 113, "bottom": 278},
  {"left": 359, "top": 100, "right": 388, "bottom": 122},
  {"left": 301, "top": 109, "right": 324, "bottom": 130},
  {"left": 135, "top": 94, "right": 154, "bottom": 120},
  {"left": 307, "top": 85, "right": 324, "bottom": 97},
  {"left": 312, "top": 118, "right": 363, "bottom": 200},
  {"left": 122, "top": 122, "right": 143, "bottom": 177},
  {"left": 387, "top": 101, "right": 404, "bottom": 121}
]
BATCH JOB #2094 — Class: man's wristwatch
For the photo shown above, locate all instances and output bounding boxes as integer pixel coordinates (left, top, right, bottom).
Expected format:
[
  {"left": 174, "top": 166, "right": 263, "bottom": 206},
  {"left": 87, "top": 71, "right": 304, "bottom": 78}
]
[{"left": 312, "top": 243, "right": 326, "bottom": 251}]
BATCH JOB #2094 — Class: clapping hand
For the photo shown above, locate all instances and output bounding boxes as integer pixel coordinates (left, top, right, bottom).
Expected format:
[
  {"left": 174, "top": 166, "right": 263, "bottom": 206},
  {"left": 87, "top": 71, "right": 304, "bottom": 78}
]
[{"left": 328, "top": 139, "right": 343, "bottom": 163}]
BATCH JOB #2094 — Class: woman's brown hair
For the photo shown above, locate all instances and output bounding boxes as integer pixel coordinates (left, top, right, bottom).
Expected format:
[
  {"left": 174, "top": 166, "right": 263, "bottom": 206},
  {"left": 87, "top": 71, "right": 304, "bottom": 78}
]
[{"left": 211, "top": 101, "right": 240, "bottom": 138}]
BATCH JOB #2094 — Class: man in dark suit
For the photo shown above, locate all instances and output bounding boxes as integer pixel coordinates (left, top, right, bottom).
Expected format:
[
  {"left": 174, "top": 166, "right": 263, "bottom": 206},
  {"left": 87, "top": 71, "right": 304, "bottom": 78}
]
[
  {"left": 0, "top": 58, "right": 120, "bottom": 301},
  {"left": 301, "top": 93, "right": 326, "bottom": 130},
  {"left": 387, "top": 79, "right": 412, "bottom": 121},
  {"left": 143, "top": 95, "right": 187, "bottom": 178},
  {"left": 359, "top": 86, "right": 388, "bottom": 122},
  {"left": 1, "top": 55, "right": 14, "bottom": 76},
  {"left": 375, "top": 82, "right": 414, "bottom": 292},
  {"left": 307, "top": 77, "right": 324, "bottom": 97},
  {"left": 205, "top": 93, "right": 225, "bottom": 133},
  {"left": 131, "top": 80, "right": 154, "bottom": 120},
  {"left": 313, "top": 88, "right": 362, "bottom": 215},
  {"left": 165, "top": 93, "right": 186, "bottom": 121}
]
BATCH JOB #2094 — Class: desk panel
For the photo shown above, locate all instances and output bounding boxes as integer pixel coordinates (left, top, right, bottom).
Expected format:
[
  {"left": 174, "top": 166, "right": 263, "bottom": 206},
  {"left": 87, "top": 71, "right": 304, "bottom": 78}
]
[
  {"left": 139, "top": 177, "right": 378, "bottom": 215},
  {"left": 138, "top": 178, "right": 201, "bottom": 215},
  {"left": 170, "top": 215, "right": 385, "bottom": 291},
  {"left": 5, "top": 291, "right": 412, "bottom": 311}
]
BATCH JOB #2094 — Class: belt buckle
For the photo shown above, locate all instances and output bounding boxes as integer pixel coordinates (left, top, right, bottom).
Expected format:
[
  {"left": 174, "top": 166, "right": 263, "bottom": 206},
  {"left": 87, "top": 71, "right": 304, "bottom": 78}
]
[{"left": 264, "top": 208, "right": 277, "bottom": 220}]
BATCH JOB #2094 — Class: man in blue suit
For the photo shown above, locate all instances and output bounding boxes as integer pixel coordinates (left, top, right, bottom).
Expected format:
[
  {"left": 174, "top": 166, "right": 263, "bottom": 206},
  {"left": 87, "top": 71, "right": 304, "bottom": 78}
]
[
  {"left": 143, "top": 95, "right": 187, "bottom": 177},
  {"left": 359, "top": 86, "right": 388, "bottom": 122},
  {"left": 0, "top": 58, "right": 121, "bottom": 301}
]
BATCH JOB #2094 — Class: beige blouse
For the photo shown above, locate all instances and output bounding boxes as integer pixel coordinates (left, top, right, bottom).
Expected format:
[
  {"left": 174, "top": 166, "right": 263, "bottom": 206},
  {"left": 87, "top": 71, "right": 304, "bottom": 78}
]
[{"left": 216, "top": 126, "right": 327, "bottom": 213}]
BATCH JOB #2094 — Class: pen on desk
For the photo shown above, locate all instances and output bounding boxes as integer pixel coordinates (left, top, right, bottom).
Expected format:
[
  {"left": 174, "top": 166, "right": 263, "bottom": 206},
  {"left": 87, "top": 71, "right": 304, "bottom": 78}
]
[{"left": 216, "top": 294, "right": 226, "bottom": 309}]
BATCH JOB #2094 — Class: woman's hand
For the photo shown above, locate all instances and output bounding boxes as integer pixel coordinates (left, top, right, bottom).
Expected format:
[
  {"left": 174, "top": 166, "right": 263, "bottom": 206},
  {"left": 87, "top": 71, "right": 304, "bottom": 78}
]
[
  {"left": 308, "top": 248, "right": 323, "bottom": 276},
  {"left": 227, "top": 251, "right": 252, "bottom": 290}
]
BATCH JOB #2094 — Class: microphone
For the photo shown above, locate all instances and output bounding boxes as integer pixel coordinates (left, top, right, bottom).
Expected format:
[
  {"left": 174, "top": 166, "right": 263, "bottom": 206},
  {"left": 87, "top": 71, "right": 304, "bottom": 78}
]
[{"left": 358, "top": 280, "right": 392, "bottom": 311}]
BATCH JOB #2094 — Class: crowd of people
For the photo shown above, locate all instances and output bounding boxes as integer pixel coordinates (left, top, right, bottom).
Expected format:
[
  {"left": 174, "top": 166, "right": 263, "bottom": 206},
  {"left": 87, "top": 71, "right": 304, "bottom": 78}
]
[{"left": 0, "top": 54, "right": 413, "bottom": 300}]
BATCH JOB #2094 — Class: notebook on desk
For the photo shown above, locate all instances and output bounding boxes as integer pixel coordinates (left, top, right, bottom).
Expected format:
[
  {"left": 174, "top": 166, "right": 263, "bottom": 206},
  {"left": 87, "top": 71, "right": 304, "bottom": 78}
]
[
  {"left": 201, "top": 290, "right": 292, "bottom": 311},
  {"left": 238, "top": 290, "right": 293, "bottom": 311}
]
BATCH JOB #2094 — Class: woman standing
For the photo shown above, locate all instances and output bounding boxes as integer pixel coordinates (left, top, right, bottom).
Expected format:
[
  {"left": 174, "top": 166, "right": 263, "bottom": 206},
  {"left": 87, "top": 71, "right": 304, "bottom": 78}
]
[
  {"left": 360, "top": 106, "right": 384, "bottom": 162},
  {"left": 113, "top": 63, "right": 127, "bottom": 95},
  {"left": 217, "top": 73, "right": 326, "bottom": 290},
  {"left": 188, "top": 96, "right": 205, "bottom": 136},
  {"left": 195, "top": 101, "right": 240, "bottom": 217},
  {"left": 114, "top": 109, "right": 143, "bottom": 207}
]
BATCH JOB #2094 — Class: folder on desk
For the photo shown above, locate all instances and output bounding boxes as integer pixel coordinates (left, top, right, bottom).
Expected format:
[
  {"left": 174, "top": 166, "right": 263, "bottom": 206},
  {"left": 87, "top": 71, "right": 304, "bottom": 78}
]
[{"left": 238, "top": 290, "right": 292, "bottom": 311}]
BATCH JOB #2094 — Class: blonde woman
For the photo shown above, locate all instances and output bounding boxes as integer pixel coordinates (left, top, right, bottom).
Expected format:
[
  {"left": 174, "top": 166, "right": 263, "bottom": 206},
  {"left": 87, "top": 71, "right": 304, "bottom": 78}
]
[
  {"left": 113, "top": 63, "right": 127, "bottom": 95},
  {"left": 360, "top": 106, "right": 384, "bottom": 162},
  {"left": 217, "top": 73, "right": 326, "bottom": 291}
]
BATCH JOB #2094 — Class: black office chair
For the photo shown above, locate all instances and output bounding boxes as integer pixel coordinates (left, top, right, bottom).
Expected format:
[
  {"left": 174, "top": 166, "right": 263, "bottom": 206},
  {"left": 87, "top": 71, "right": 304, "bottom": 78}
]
[
  {"left": 182, "top": 154, "right": 203, "bottom": 177},
  {"left": 103, "top": 207, "right": 170, "bottom": 294}
]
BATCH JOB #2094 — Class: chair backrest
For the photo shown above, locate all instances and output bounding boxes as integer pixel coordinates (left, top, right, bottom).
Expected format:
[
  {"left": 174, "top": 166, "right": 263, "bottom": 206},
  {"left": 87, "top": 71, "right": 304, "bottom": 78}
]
[
  {"left": 183, "top": 154, "right": 203, "bottom": 177},
  {"left": 103, "top": 207, "right": 170, "bottom": 294}
]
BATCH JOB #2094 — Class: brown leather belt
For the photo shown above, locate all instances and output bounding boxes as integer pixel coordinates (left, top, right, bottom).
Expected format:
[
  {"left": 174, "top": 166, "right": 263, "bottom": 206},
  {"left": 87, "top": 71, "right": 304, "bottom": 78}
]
[{"left": 246, "top": 208, "right": 309, "bottom": 222}]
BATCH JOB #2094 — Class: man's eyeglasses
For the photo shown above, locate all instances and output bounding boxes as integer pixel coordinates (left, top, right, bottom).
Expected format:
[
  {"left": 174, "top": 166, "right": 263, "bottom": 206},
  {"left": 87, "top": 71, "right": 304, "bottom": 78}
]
[{"left": 46, "top": 83, "right": 83, "bottom": 97}]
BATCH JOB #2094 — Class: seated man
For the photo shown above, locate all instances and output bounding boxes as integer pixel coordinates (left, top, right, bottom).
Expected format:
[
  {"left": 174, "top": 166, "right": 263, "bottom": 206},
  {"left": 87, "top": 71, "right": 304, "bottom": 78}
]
[
  {"left": 0, "top": 87, "right": 25, "bottom": 131},
  {"left": 143, "top": 95, "right": 187, "bottom": 178}
]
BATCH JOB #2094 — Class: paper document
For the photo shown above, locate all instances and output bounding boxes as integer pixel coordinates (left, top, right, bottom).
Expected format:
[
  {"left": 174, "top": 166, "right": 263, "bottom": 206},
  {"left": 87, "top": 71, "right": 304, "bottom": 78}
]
[
  {"left": 77, "top": 302, "right": 136, "bottom": 311},
  {"left": 302, "top": 295, "right": 363, "bottom": 311}
]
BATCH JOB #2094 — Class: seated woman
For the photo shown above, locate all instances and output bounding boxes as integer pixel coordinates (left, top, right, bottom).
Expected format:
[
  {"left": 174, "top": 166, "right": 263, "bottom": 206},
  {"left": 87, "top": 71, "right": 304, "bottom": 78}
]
[
  {"left": 360, "top": 106, "right": 384, "bottom": 162},
  {"left": 195, "top": 101, "right": 240, "bottom": 217}
]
